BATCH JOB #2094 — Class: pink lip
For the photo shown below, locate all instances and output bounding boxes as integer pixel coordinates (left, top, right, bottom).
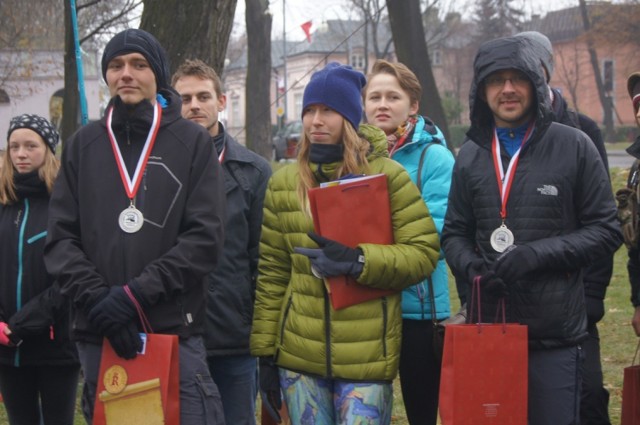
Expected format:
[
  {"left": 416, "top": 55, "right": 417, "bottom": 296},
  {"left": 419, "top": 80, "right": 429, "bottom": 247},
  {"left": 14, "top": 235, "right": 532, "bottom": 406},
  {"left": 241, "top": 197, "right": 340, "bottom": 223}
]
[{"left": 376, "top": 114, "right": 390, "bottom": 120}]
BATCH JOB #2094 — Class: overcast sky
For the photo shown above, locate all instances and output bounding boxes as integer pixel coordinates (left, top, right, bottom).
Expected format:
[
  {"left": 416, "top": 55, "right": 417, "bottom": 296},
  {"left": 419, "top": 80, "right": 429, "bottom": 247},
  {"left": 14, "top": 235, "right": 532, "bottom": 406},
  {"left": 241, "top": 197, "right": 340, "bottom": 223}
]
[{"left": 232, "top": 0, "right": 578, "bottom": 42}]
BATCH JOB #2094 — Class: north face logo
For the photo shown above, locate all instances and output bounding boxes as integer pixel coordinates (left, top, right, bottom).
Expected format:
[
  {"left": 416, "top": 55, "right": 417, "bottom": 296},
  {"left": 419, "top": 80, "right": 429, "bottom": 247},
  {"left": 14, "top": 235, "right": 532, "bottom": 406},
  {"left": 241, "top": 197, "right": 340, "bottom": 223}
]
[{"left": 537, "top": 185, "right": 558, "bottom": 196}]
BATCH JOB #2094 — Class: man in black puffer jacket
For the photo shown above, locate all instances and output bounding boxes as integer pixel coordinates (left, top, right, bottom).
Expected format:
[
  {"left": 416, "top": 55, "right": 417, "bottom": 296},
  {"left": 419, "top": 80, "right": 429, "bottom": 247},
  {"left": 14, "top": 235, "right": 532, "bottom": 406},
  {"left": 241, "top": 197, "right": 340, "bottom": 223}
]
[
  {"left": 442, "top": 35, "right": 622, "bottom": 425},
  {"left": 516, "top": 30, "right": 614, "bottom": 425}
]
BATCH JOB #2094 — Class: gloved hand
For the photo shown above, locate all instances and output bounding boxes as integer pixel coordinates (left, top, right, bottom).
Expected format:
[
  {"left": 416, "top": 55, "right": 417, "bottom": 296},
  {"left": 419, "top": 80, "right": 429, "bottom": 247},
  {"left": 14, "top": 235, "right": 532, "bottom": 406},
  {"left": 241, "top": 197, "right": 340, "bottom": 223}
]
[
  {"left": 476, "top": 270, "right": 508, "bottom": 298},
  {"left": 259, "top": 357, "right": 282, "bottom": 423},
  {"left": 492, "top": 245, "right": 539, "bottom": 284},
  {"left": 107, "top": 322, "right": 142, "bottom": 360},
  {"left": 585, "top": 296, "right": 605, "bottom": 325},
  {"left": 88, "top": 285, "right": 138, "bottom": 336},
  {"left": 294, "top": 232, "right": 364, "bottom": 278}
]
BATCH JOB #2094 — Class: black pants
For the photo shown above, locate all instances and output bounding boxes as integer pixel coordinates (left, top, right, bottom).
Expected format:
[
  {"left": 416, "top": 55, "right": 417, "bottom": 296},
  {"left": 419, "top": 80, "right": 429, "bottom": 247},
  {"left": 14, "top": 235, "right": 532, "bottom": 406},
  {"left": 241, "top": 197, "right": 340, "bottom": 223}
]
[
  {"left": 580, "top": 323, "right": 611, "bottom": 425},
  {"left": 399, "top": 319, "right": 441, "bottom": 425},
  {"left": 0, "top": 363, "right": 80, "bottom": 425}
]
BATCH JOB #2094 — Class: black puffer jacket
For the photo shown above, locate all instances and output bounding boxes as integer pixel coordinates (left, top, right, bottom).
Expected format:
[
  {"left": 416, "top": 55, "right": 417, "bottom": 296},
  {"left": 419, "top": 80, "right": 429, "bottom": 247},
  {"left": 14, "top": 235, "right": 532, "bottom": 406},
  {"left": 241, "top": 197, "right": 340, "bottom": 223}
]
[
  {"left": 203, "top": 128, "right": 271, "bottom": 357},
  {"left": 45, "top": 90, "right": 226, "bottom": 343},
  {"left": 551, "top": 87, "right": 613, "bottom": 323},
  {"left": 442, "top": 36, "right": 623, "bottom": 349},
  {"left": 0, "top": 172, "right": 77, "bottom": 366}
]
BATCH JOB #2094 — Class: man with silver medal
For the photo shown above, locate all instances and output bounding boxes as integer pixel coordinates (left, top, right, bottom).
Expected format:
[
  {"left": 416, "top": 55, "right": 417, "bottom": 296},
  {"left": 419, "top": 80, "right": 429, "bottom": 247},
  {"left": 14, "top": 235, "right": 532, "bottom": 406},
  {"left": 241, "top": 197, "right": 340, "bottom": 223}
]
[
  {"left": 441, "top": 35, "right": 622, "bottom": 425},
  {"left": 44, "top": 29, "right": 227, "bottom": 425}
]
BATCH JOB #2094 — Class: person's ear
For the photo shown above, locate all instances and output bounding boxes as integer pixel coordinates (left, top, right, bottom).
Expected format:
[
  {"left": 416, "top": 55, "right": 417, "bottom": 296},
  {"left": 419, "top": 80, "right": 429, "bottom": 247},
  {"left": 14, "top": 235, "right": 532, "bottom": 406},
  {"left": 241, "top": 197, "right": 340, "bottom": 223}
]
[{"left": 410, "top": 100, "right": 419, "bottom": 116}]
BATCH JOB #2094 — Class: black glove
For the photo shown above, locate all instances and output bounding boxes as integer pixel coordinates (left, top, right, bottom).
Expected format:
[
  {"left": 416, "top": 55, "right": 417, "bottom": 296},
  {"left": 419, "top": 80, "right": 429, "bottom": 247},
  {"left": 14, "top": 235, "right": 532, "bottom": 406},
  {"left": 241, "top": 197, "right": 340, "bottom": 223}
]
[
  {"left": 476, "top": 270, "right": 508, "bottom": 298},
  {"left": 87, "top": 285, "right": 138, "bottom": 336},
  {"left": 585, "top": 296, "right": 605, "bottom": 325},
  {"left": 107, "top": 321, "right": 142, "bottom": 360},
  {"left": 492, "top": 245, "right": 539, "bottom": 284},
  {"left": 259, "top": 357, "right": 282, "bottom": 423},
  {"left": 294, "top": 232, "right": 364, "bottom": 278}
]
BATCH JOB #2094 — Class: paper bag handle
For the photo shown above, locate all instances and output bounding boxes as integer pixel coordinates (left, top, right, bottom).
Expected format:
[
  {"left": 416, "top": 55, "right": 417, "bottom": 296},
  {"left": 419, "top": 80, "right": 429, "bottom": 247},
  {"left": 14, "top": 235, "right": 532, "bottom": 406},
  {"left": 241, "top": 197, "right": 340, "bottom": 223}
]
[
  {"left": 469, "top": 276, "right": 507, "bottom": 333},
  {"left": 124, "top": 285, "right": 153, "bottom": 334}
]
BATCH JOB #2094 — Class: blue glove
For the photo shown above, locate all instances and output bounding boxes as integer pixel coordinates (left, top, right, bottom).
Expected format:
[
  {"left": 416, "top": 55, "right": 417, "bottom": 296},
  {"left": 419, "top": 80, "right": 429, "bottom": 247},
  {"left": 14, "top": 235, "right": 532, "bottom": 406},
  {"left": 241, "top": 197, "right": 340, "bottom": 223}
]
[
  {"left": 294, "top": 232, "right": 365, "bottom": 278},
  {"left": 107, "top": 321, "right": 142, "bottom": 360},
  {"left": 492, "top": 245, "right": 539, "bottom": 284},
  {"left": 87, "top": 285, "right": 138, "bottom": 336}
]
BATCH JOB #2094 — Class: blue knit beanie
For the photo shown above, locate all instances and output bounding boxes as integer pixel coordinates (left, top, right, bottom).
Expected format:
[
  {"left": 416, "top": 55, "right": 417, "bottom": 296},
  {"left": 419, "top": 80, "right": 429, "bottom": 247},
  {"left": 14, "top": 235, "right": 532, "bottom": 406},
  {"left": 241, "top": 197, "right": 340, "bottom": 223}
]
[
  {"left": 101, "top": 29, "right": 171, "bottom": 91},
  {"left": 302, "top": 62, "right": 366, "bottom": 130}
]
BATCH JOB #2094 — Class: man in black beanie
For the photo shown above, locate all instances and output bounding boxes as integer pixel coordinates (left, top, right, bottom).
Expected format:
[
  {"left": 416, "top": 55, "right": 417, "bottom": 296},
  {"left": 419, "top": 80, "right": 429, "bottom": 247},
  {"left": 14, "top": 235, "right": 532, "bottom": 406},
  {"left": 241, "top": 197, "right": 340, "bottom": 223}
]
[{"left": 45, "top": 28, "right": 226, "bottom": 424}]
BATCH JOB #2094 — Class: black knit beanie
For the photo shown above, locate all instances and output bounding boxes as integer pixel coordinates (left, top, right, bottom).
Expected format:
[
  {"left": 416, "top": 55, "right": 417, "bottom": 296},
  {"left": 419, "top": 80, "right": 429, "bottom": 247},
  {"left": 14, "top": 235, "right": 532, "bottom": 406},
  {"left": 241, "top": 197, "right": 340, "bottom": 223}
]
[
  {"left": 101, "top": 29, "right": 170, "bottom": 91},
  {"left": 8, "top": 114, "right": 59, "bottom": 153}
]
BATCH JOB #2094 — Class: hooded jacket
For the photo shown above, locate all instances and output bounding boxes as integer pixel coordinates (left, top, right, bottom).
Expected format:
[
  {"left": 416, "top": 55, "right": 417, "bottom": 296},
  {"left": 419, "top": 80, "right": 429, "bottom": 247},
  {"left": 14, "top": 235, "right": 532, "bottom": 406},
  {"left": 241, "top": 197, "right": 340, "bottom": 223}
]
[
  {"left": 389, "top": 116, "right": 453, "bottom": 321},
  {"left": 45, "top": 90, "right": 226, "bottom": 343},
  {"left": 250, "top": 124, "right": 440, "bottom": 381},
  {"left": 203, "top": 127, "right": 271, "bottom": 357},
  {"left": 0, "top": 172, "right": 77, "bottom": 366},
  {"left": 441, "top": 37, "right": 623, "bottom": 349}
]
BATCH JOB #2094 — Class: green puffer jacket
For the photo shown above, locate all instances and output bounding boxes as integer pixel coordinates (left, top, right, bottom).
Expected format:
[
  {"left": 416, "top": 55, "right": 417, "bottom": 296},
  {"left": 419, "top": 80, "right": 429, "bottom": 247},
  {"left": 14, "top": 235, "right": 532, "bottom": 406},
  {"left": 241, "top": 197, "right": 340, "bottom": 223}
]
[{"left": 250, "top": 124, "right": 440, "bottom": 381}]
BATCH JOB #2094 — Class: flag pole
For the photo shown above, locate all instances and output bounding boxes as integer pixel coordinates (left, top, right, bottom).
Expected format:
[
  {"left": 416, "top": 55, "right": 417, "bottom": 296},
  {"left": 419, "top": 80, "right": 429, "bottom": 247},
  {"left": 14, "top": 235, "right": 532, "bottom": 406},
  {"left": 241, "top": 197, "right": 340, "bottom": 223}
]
[
  {"left": 282, "top": 0, "right": 288, "bottom": 123},
  {"left": 70, "top": 0, "right": 88, "bottom": 125}
]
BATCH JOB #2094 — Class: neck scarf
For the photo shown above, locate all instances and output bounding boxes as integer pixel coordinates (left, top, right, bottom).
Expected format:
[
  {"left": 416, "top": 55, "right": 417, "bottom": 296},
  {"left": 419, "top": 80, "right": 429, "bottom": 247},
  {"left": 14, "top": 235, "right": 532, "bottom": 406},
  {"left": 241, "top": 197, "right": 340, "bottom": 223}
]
[{"left": 387, "top": 115, "right": 417, "bottom": 157}]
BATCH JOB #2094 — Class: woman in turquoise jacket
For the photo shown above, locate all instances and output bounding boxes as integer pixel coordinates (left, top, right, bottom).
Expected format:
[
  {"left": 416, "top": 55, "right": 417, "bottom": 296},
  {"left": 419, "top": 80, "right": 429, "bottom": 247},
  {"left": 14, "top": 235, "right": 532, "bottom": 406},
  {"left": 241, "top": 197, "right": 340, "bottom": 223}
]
[
  {"left": 364, "top": 59, "right": 454, "bottom": 425},
  {"left": 251, "top": 62, "right": 440, "bottom": 425}
]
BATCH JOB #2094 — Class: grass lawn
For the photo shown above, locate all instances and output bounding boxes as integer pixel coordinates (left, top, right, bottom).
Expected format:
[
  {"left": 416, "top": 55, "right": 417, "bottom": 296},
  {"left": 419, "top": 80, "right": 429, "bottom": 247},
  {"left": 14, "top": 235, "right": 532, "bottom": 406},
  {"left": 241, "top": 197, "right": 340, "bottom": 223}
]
[{"left": 0, "top": 167, "right": 636, "bottom": 425}]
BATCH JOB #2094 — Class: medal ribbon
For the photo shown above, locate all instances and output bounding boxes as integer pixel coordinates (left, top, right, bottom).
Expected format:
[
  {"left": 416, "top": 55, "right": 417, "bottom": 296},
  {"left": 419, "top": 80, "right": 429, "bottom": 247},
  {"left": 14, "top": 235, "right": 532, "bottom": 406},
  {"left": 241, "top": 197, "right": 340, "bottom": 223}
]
[
  {"left": 107, "top": 103, "right": 162, "bottom": 201},
  {"left": 218, "top": 145, "right": 226, "bottom": 163},
  {"left": 491, "top": 123, "right": 534, "bottom": 220}
]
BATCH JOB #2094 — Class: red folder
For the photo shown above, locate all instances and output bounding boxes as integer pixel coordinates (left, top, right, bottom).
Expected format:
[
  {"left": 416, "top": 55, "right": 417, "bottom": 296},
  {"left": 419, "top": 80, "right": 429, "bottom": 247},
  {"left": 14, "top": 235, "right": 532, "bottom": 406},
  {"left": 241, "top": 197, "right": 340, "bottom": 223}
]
[{"left": 308, "top": 173, "right": 395, "bottom": 309}]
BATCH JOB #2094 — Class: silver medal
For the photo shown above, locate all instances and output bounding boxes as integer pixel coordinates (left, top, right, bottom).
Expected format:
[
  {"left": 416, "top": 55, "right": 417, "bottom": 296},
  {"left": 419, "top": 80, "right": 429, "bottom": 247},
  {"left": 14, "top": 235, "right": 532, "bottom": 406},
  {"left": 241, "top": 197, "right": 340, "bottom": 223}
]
[
  {"left": 118, "top": 206, "right": 144, "bottom": 233},
  {"left": 490, "top": 224, "right": 514, "bottom": 252}
]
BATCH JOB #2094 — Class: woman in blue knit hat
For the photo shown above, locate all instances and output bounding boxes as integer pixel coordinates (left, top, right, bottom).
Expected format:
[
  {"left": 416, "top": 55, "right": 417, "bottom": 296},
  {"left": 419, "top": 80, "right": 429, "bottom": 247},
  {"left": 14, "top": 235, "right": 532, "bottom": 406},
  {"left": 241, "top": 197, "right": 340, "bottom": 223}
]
[
  {"left": 0, "top": 114, "right": 80, "bottom": 425},
  {"left": 363, "top": 60, "right": 454, "bottom": 425},
  {"left": 250, "top": 62, "right": 441, "bottom": 424}
]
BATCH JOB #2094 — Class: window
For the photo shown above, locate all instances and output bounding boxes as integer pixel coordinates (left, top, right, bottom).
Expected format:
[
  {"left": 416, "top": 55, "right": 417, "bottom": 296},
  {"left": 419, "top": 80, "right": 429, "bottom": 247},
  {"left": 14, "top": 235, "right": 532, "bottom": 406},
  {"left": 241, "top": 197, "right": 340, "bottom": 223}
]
[
  {"left": 603, "top": 60, "right": 614, "bottom": 92},
  {"left": 351, "top": 53, "right": 365, "bottom": 70},
  {"left": 431, "top": 49, "right": 442, "bottom": 67},
  {"left": 0, "top": 89, "right": 9, "bottom": 104}
]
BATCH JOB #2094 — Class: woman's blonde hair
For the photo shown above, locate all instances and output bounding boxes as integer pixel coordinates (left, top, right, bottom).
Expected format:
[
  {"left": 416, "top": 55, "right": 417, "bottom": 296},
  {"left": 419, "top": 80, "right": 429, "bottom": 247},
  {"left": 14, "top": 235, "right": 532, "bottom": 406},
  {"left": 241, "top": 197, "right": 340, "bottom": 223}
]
[
  {"left": 0, "top": 142, "right": 60, "bottom": 205},
  {"left": 296, "top": 118, "right": 370, "bottom": 212}
]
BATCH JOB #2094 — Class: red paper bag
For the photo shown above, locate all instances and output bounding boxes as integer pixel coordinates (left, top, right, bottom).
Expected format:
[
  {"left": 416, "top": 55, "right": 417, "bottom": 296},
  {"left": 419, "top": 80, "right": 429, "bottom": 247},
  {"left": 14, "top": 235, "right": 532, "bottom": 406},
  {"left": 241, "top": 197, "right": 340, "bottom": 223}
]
[
  {"left": 93, "top": 334, "right": 180, "bottom": 425},
  {"left": 439, "top": 322, "right": 528, "bottom": 424},
  {"left": 622, "top": 343, "right": 640, "bottom": 425}
]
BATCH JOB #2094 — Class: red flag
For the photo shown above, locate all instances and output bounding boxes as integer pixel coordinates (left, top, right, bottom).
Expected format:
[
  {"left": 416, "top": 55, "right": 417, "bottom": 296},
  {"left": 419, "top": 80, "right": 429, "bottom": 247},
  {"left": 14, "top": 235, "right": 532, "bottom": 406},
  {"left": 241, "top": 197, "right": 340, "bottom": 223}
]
[{"left": 301, "top": 20, "right": 313, "bottom": 43}]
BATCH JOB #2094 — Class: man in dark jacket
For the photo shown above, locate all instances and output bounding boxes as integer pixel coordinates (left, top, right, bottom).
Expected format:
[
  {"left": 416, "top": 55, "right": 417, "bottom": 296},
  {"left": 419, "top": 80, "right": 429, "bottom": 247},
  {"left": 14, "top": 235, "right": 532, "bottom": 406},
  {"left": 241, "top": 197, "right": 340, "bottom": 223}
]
[
  {"left": 516, "top": 30, "right": 614, "bottom": 425},
  {"left": 45, "top": 29, "right": 226, "bottom": 425},
  {"left": 625, "top": 72, "right": 640, "bottom": 335},
  {"left": 173, "top": 59, "right": 271, "bottom": 425},
  {"left": 441, "top": 36, "right": 622, "bottom": 425}
]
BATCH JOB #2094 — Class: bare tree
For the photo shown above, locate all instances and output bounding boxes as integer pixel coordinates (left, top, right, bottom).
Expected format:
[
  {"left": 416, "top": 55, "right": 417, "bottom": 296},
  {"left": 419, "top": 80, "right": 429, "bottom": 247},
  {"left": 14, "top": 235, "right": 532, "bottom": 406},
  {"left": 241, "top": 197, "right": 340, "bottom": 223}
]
[
  {"left": 244, "top": 0, "right": 272, "bottom": 158},
  {"left": 578, "top": 0, "right": 614, "bottom": 141},
  {"left": 386, "top": 0, "right": 450, "bottom": 144},
  {"left": 140, "top": 0, "right": 237, "bottom": 76},
  {"left": 351, "top": 0, "right": 393, "bottom": 69},
  {"left": 554, "top": 41, "right": 585, "bottom": 113}
]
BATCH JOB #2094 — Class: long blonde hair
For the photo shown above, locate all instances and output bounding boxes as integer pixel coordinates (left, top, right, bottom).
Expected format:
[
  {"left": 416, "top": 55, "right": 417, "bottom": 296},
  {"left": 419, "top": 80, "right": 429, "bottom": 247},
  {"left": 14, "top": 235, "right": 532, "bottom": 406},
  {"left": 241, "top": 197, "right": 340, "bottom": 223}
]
[
  {"left": 296, "top": 119, "right": 370, "bottom": 211},
  {"left": 0, "top": 146, "right": 60, "bottom": 205}
]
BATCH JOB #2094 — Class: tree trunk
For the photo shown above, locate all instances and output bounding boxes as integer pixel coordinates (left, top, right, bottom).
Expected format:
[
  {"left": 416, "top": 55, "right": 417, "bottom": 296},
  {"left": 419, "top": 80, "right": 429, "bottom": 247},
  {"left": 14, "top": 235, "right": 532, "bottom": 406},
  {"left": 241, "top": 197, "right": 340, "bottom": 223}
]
[
  {"left": 578, "top": 0, "right": 614, "bottom": 141},
  {"left": 140, "top": 0, "right": 237, "bottom": 76},
  {"left": 61, "top": 0, "right": 81, "bottom": 146},
  {"left": 386, "top": 0, "right": 451, "bottom": 148},
  {"left": 245, "top": 0, "right": 272, "bottom": 159}
]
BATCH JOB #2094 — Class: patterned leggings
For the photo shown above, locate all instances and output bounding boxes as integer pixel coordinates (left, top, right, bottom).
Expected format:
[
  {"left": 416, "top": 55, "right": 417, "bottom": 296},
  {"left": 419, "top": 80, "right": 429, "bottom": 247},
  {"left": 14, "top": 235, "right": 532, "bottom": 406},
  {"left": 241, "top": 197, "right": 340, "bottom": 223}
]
[{"left": 279, "top": 368, "right": 393, "bottom": 425}]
